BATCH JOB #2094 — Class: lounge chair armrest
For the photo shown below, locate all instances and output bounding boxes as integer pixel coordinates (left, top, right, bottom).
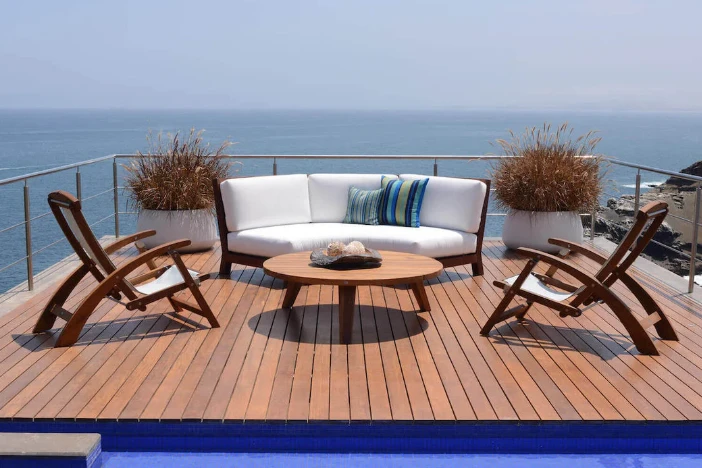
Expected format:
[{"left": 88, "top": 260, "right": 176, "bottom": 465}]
[
  {"left": 515, "top": 247, "right": 604, "bottom": 289},
  {"left": 547, "top": 238, "right": 609, "bottom": 264},
  {"left": 104, "top": 230, "right": 157, "bottom": 254},
  {"left": 81, "top": 239, "right": 192, "bottom": 306},
  {"left": 109, "top": 239, "right": 191, "bottom": 281}
]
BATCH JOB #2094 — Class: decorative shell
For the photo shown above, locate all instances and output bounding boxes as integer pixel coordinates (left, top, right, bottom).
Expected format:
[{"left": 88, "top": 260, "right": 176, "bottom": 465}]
[
  {"left": 326, "top": 241, "right": 346, "bottom": 257},
  {"left": 343, "top": 241, "right": 366, "bottom": 255},
  {"left": 310, "top": 247, "right": 382, "bottom": 268}
]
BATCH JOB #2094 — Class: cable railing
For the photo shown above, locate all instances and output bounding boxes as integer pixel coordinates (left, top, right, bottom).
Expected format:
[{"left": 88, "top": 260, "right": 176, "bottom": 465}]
[{"left": 0, "top": 154, "right": 699, "bottom": 294}]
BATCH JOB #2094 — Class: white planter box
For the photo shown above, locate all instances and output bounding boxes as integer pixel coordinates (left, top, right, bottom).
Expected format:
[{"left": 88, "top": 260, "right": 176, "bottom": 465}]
[
  {"left": 136, "top": 209, "right": 217, "bottom": 253},
  {"left": 502, "top": 210, "right": 583, "bottom": 254}
]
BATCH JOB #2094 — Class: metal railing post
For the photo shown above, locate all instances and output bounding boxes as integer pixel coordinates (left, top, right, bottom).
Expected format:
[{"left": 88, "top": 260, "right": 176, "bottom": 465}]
[
  {"left": 591, "top": 206, "right": 597, "bottom": 240},
  {"left": 113, "top": 159, "right": 120, "bottom": 238},
  {"left": 273, "top": 157, "right": 277, "bottom": 175},
  {"left": 433, "top": 158, "right": 438, "bottom": 176},
  {"left": 75, "top": 167, "right": 82, "bottom": 201},
  {"left": 24, "top": 181, "right": 33, "bottom": 291},
  {"left": 634, "top": 170, "right": 641, "bottom": 213},
  {"left": 689, "top": 185, "right": 701, "bottom": 293}
]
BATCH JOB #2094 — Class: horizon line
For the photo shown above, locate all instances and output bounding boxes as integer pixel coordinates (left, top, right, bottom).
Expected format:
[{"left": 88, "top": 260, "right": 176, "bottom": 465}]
[{"left": 2, "top": 107, "right": 702, "bottom": 114}]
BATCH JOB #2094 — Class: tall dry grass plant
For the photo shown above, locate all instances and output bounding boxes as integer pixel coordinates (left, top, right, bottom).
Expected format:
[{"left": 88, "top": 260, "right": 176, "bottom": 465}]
[
  {"left": 492, "top": 123, "right": 604, "bottom": 212},
  {"left": 125, "top": 129, "right": 236, "bottom": 211}
]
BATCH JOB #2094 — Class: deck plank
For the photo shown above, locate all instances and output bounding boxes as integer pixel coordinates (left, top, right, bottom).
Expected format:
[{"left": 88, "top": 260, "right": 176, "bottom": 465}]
[
  {"left": 379, "top": 287, "right": 434, "bottom": 420},
  {"left": 0, "top": 240, "right": 700, "bottom": 423},
  {"left": 224, "top": 278, "right": 284, "bottom": 420},
  {"left": 0, "top": 247, "right": 164, "bottom": 419},
  {"left": 203, "top": 271, "right": 275, "bottom": 420},
  {"left": 483, "top": 242, "right": 691, "bottom": 420},
  {"left": 286, "top": 284, "right": 322, "bottom": 421},
  {"left": 158, "top": 269, "right": 246, "bottom": 421},
  {"left": 307, "top": 285, "right": 333, "bottom": 421},
  {"left": 359, "top": 286, "right": 392, "bottom": 421},
  {"left": 369, "top": 285, "right": 413, "bottom": 421},
  {"left": 478, "top": 245, "right": 610, "bottom": 420},
  {"left": 75, "top": 249, "right": 218, "bottom": 420},
  {"left": 394, "top": 286, "right": 455, "bottom": 420},
  {"left": 264, "top": 282, "right": 307, "bottom": 421},
  {"left": 328, "top": 290, "right": 350, "bottom": 421},
  {"left": 485, "top": 243, "right": 674, "bottom": 420},
  {"left": 346, "top": 288, "right": 371, "bottom": 420},
  {"left": 138, "top": 254, "right": 234, "bottom": 420},
  {"left": 481, "top": 244, "right": 641, "bottom": 420},
  {"left": 243, "top": 285, "right": 293, "bottom": 421},
  {"left": 423, "top": 276, "right": 528, "bottom": 420},
  {"left": 439, "top": 272, "right": 565, "bottom": 420}
]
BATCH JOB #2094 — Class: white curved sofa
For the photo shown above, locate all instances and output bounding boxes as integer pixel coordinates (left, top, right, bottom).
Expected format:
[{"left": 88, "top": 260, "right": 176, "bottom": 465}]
[{"left": 213, "top": 173, "right": 490, "bottom": 276}]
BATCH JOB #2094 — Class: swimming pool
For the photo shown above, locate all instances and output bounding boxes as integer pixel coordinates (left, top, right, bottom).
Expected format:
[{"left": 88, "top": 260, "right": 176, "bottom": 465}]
[{"left": 102, "top": 453, "right": 702, "bottom": 468}]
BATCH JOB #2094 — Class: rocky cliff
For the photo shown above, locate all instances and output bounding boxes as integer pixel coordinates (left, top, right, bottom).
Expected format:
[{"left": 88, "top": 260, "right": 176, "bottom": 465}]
[
  {"left": 661, "top": 160, "right": 702, "bottom": 191},
  {"left": 591, "top": 160, "right": 701, "bottom": 277}
]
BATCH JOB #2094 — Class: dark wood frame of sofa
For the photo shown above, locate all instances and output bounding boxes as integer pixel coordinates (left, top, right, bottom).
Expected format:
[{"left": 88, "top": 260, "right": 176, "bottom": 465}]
[{"left": 212, "top": 176, "right": 491, "bottom": 277}]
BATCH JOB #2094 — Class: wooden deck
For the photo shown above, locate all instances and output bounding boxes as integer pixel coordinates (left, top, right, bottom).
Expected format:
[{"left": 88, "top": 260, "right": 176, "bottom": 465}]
[{"left": 0, "top": 240, "right": 700, "bottom": 423}]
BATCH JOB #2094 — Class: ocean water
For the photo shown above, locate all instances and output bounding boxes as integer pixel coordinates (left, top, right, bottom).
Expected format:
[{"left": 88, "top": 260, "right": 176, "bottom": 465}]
[{"left": 0, "top": 109, "right": 700, "bottom": 293}]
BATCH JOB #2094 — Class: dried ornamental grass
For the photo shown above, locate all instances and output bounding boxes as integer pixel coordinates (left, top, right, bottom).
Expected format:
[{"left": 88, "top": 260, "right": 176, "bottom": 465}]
[
  {"left": 125, "top": 129, "right": 237, "bottom": 212},
  {"left": 492, "top": 123, "right": 604, "bottom": 212}
]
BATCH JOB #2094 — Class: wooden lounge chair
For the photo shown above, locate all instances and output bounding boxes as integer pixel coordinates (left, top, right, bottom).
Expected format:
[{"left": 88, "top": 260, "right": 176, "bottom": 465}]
[
  {"left": 33, "top": 191, "right": 219, "bottom": 347},
  {"left": 480, "top": 200, "right": 678, "bottom": 355}
]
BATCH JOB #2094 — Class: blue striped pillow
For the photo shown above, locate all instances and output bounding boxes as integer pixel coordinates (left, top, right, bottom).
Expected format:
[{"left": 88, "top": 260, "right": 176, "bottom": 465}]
[
  {"left": 343, "top": 186, "right": 383, "bottom": 225},
  {"left": 379, "top": 176, "right": 429, "bottom": 227}
]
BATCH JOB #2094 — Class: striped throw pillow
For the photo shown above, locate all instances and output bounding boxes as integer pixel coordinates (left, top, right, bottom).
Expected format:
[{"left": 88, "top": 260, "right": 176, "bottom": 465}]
[
  {"left": 379, "top": 176, "right": 429, "bottom": 227},
  {"left": 343, "top": 186, "right": 383, "bottom": 225}
]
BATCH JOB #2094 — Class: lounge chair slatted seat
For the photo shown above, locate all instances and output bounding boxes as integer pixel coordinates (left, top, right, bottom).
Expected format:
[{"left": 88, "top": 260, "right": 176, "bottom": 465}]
[
  {"left": 33, "top": 190, "right": 219, "bottom": 347},
  {"left": 480, "top": 200, "right": 678, "bottom": 356}
]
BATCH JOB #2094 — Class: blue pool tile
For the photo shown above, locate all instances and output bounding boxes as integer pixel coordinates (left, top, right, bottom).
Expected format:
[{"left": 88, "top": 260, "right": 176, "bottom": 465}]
[{"left": 101, "top": 453, "right": 702, "bottom": 468}]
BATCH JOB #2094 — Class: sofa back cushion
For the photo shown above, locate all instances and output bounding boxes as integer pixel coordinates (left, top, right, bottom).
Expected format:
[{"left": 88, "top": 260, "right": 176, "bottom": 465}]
[
  {"left": 220, "top": 174, "right": 311, "bottom": 232},
  {"left": 308, "top": 174, "right": 397, "bottom": 223},
  {"left": 399, "top": 175, "right": 487, "bottom": 233}
]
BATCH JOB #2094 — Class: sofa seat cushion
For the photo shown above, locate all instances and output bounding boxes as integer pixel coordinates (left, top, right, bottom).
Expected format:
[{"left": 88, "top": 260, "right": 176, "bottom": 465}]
[
  {"left": 308, "top": 174, "right": 397, "bottom": 223},
  {"left": 220, "top": 174, "right": 311, "bottom": 231},
  {"left": 227, "top": 223, "right": 477, "bottom": 258},
  {"left": 399, "top": 175, "right": 487, "bottom": 233}
]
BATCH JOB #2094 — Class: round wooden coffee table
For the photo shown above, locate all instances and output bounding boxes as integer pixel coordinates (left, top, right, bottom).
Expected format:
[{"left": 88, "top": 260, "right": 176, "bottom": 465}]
[{"left": 263, "top": 250, "right": 443, "bottom": 344}]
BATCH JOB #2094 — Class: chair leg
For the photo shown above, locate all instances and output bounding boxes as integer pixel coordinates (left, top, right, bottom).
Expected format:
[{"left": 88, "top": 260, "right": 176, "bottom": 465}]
[
  {"left": 619, "top": 272, "right": 678, "bottom": 341},
  {"left": 54, "top": 285, "right": 111, "bottom": 347},
  {"left": 480, "top": 292, "right": 515, "bottom": 335},
  {"left": 481, "top": 258, "right": 539, "bottom": 335},
  {"left": 596, "top": 285, "right": 659, "bottom": 355},
  {"left": 471, "top": 258, "right": 484, "bottom": 276},
  {"left": 186, "top": 284, "right": 219, "bottom": 328},
  {"left": 170, "top": 251, "right": 219, "bottom": 328},
  {"left": 515, "top": 301, "right": 533, "bottom": 320},
  {"left": 568, "top": 285, "right": 596, "bottom": 309},
  {"left": 219, "top": 259, "right": 232, "bottom": 277},
  {"left": 33, "top": 264, "right": 90, "bottom": 333},
  {"left": 167, "top": 296, "right": 183, "bottom": 312}
]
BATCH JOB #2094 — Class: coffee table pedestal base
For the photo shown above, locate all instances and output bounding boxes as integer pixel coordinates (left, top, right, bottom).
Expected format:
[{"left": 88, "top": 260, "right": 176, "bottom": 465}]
[
  {"left": 282, "top": 281, "right": 431, "bottom": 344},
  {"left": 338, "top": 286, "right": 356, "bottom": 344}
]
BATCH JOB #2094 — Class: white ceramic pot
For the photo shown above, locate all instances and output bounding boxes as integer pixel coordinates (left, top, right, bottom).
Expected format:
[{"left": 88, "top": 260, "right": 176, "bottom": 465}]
[
  {"left": 502, "top": 210, "right": 583, "bottom": 254},
  {"left": 136, "top": 209, "right": 217, "bottom": 253}
]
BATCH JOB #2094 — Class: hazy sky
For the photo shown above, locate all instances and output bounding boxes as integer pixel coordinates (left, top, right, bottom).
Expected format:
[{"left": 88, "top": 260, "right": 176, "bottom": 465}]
[{"left": 1, "top": 0, "right": 701, "bottom": 110}]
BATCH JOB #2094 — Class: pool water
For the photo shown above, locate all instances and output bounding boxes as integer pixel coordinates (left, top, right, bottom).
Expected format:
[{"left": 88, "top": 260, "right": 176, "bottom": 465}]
[{"left": 102, "top": 453, "right": 702, "bottom": 468}]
